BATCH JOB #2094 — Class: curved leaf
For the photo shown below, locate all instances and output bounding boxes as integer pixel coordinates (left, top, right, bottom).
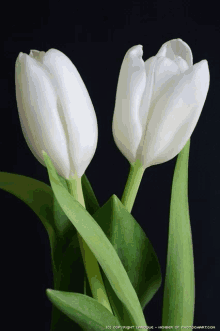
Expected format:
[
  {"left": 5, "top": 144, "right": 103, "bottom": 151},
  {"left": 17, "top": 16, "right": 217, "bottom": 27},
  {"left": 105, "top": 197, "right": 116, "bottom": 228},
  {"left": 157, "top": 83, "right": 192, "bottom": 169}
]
[
  {"left": 54, "top": 173, "right": 100, "bottom": 237},
  {"left": 53, "top": 173, "right": 76, "bottom": 238},
  {"left": 58, "top": 194, "right": 162, "bottom": 326},
  {"left": 0, "top": 172, "right": 98, "bottom": 330},
  {"left": 46, "top": 290, "right": 119, "bottom": 331},
  {"left": 0, "top": 172, "right": 57, "bottom": 272},
  {"left": 43, "top": 151, "right": 147, "bottom": 329}
]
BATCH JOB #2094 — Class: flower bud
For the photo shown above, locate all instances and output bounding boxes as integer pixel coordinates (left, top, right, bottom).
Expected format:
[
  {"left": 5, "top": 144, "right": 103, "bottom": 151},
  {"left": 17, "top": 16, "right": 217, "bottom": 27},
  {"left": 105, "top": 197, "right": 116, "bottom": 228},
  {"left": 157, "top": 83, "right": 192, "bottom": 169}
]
[
  {"left": 112, "top": 39, "right": 210, "bottom": 168},
  {"left": 15, "top": 48, "right": 98, "bottom": 178}
]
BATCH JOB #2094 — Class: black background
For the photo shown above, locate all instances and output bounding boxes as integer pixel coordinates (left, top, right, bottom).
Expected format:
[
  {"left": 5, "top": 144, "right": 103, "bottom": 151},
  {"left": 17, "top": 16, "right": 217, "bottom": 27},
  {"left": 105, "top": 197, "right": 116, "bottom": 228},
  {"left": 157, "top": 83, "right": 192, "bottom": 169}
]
[{"left": 1, "top": 0, "right": 219, "bottom": 329}]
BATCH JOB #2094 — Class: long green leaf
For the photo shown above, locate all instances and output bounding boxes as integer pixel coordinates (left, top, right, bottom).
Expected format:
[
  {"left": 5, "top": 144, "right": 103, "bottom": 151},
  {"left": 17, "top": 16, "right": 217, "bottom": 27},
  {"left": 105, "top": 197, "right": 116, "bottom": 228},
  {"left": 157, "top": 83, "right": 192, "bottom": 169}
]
[
  {"left": 59, "top": 194, "right": 162, "bottom": 326},
  {"left": 53, "top": 173, "right": 76, "bottom": 238},
  {"left": 0, "top": 172, "right": 98, "bottom": 330},
  {"left": 0, "top": 172, "right": 57, "bottom": 272},
  {"left": 52, "top": 173, "right": 99, "bottom": 330},
  {"left": 46, "top": 290, "right": 119, "bottom": 331},
  {"left": 43, "top": 151, "right": 147, "bottom": 329},
  {"left": 162, "top": 139, "right": 195, "bottom": 330},
  {"left": 0, "top": 173, "right": 84, "bottom": 330}
]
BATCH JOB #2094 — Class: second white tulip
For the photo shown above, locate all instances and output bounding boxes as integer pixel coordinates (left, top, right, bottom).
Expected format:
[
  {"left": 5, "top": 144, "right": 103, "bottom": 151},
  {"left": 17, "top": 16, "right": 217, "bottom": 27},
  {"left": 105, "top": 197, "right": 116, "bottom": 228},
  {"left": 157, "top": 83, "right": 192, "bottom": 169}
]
[{"left": 112, "top": 39, "right": 210, "bottom": 168}]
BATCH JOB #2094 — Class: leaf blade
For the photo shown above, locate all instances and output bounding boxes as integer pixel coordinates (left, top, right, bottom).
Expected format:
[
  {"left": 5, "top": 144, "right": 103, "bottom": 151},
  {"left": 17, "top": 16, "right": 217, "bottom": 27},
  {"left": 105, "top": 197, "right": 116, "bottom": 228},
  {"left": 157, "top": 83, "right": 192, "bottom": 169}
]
[
  {"left": 46, "top": 290, "right": 119, "bottom": 331},
  {"left": 81, "top": 173, "right": 100, "bottom": 214},
  {"left": 92, "top": 194, "right": 162, "bottom": 311},
  {"left": 162, "top": 139, "right": 195, "bottom": 329},
  {"left": 0, "top": 172, "right": 57, "bottom": 272},
  {"left": 43, "top": 151, "right": 147, "bottom": 329}
]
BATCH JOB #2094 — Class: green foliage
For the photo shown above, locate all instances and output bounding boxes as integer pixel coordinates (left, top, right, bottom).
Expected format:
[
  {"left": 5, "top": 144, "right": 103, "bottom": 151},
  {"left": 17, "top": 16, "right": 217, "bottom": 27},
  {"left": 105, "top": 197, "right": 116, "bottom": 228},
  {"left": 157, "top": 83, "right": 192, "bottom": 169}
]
[
  {"left": 47, "top": 290, "right": 119, "bottom": 331},
  {"left": 162, "top": 140, "right": 195, "bottom": 330},
  {"left": 43, "top": 150, "right": 147, "bottom": 329}
]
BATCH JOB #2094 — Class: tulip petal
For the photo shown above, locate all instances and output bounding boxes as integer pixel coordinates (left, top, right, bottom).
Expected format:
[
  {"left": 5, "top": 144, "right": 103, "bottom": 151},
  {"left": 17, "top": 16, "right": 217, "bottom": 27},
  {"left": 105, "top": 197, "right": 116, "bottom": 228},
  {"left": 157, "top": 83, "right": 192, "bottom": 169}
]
[
  {"left": 137, "top": 52, "right": 189, "bottom": 160},
  {"left": 140, "top": 60, "right": 210, "bottom": 168},
  {"left": 39, "top": 49, "right": 98, "bottom": 177},
  {"left": 137, "top": 56, "right": 184, "bottom": 160},
  {"left": 137, "top": 56, "right": 157, "bottom": 139},
  {"left": 156, "top": 38, "right": 193, "bottom": 67},
  {"left": 29, "top": 49, "right": 46, "bottom": 62},
  {"left": 153, "top": 57, "right": 188, "bottom": 99},
  {"left": 144, "top": 57, "right": 181, "bottom": 127},
  {"left": 112, "top": 45, "right": 146, "bottom": 164},
  {"left": 15, "top": 53, "right": 71, "bottom": 178}
]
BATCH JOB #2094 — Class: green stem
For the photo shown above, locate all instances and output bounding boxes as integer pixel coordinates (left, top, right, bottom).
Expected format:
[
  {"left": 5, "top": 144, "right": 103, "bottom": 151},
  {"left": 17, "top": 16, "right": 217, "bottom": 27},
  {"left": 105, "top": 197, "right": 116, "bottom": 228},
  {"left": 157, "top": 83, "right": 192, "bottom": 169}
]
[
  {"left": 121, "top": 159, "right": 145, "bottom": 213},
  {"left": 66, "top": 174, "right": 113, "bottom": 314}
]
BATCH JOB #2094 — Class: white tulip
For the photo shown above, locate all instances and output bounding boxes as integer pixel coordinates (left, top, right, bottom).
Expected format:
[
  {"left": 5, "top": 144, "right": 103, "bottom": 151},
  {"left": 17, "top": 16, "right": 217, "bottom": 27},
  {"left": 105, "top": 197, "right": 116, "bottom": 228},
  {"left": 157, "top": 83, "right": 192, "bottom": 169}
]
[
  {"left": 15, "top": 48, "right": 98, "bottom": 178},
  {"left": 112, "top": 39, "right": 210, "bottom": 168}
]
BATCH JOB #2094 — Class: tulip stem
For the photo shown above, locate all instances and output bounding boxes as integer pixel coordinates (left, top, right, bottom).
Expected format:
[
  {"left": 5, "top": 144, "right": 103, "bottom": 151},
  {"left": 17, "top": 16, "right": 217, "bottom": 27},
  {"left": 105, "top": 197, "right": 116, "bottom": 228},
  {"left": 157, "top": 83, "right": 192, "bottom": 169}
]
[
  {"left": 66, "top": 175, "right": 113, "bottom": 314},
  {"left": 121, "top": 159, "right": 145, "bottom": 213}
]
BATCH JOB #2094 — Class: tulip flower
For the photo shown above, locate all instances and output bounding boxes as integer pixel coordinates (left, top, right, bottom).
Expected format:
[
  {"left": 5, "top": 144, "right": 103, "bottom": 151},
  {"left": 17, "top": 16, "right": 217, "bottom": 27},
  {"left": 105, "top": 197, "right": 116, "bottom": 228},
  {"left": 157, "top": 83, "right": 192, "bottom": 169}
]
[
  {"left": 15, "top": 48, "right": 115, "bottom": 314},
  {"left": 15, "top": 48, "right": 98, "bottom": 179},
  {"left": 112, "top": 39, "right": 210, "bottom": 169}
]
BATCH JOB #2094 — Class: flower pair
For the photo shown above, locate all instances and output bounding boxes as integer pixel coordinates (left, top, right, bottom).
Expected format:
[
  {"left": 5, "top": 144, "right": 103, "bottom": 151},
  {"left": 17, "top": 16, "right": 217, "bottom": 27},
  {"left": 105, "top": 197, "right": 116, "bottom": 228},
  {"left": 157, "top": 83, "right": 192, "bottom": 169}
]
[{"left": 15, "top": 39, "right": 210, "bottom": 179}]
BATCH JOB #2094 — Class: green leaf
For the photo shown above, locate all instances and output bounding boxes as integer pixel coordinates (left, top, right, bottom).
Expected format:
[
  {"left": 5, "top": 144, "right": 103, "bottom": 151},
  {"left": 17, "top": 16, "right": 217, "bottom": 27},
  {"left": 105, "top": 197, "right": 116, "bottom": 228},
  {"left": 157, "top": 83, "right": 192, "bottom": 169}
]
[
  {"left": 81, "top": 174, "right": 100, "bottom": 215},
  {"left": 53, "top": 173, "right": 99, "bottom": 237},
  {"left": 43, "top": 151, "right": 147, "bottom": 329},
  {"left": 0, "top": 172, "right": 57, "bottom": 272},
  {"left": 50, "top": 231, "right": 85, "bottom": 331},
  {"left": 52, "top": 173, "right": 99, "bottom": 330},
  {"left": 92, "top": 194, "right": 162, "bottom": 319},
  {"left": 99, "top": 268, "right": 133, "bottom": 326},
  {"left": 46, "top": 290, "right": 119, "bottom": 331},
  {"left": 51, "top": 172, "right": 100, "bottom": 273},
  {"left": 55, "top": 232, "right": 85, "bottom": 292},
  {"left": 0, "top": 172, "right": 78, "bottom": 277},
  {"left": 53, "top": 173, "right": 76, "bottom": 237},
  {"left": 54, "top": 173, "right": 99, "bottom": 297},
  {"left": 57, "top": 194, "right": 162, "bottom": 326},
  {"left": 0, "top": 172, "right": 85, "bottom": 330},
  {"left": 162, "top": 139, "right": 195, "bottom": 330}
]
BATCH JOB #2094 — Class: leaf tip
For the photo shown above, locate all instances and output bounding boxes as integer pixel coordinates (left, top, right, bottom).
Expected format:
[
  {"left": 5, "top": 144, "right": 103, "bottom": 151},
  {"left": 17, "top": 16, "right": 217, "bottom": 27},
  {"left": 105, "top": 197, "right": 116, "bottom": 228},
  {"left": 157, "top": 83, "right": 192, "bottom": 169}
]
[
  {"left": 46, "top": 288, "right": 56, "bottom": 297},
  {"left": 112, "top": 194, "right": 119, "bottom": 202},
  {"left": 42, "top": 150, "right": 48, "bottom": 161}
]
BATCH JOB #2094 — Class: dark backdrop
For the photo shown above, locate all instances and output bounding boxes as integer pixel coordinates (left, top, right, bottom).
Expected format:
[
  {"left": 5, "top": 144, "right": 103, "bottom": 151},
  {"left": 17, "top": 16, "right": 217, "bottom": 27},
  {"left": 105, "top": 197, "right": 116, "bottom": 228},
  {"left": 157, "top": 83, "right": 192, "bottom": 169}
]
[{"left": 1, "top": 0, "right": 218, "bottom": 329}]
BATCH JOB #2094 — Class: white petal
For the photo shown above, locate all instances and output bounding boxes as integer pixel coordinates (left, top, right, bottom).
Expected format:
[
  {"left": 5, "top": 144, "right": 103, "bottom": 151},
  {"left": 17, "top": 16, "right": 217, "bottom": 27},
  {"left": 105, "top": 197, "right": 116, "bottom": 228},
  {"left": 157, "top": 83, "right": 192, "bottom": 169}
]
[
  {"left": 140, "top": 60, "right": 210, "bottom": 168},
  {"left": 136, "top": 56, "right": 180, "bottom": 160},
  {"left": 137, "top": 44, "right": 190, "bottom": 161},
  {"left": 174, "top": 56, "right": 189, "bottom": 73},
  {"left": 137, "top": 56, "right": 157, "bottom": 138},
  {"left": 156, "top": 38, "right": 193, "bottom": 67},
  {"left": 40, "top": 49, "right": 98, "bottom": 177},
  {"left": 29, "top": 49, "right": 46, "bottom": 62},
  {"left": 112, "top": 45, "right": 146, "bottom": 164},
  {"left": 15, "top": 53, "right": 71, "bottom": 178},
  {"left": 146, "top": 57, "right": 181, "bottom": 122}
]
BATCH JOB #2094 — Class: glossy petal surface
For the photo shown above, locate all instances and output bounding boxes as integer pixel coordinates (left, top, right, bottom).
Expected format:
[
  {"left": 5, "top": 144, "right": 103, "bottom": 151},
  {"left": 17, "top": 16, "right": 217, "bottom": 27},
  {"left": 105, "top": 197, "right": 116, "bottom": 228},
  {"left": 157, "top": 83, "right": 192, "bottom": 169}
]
[
  {"left": 39, "top": 49, "right": 98, "bottom": 177},
  {"left": 140, "top": 60, "right": 210, "bottom": 167},
  {"left": 15, "top": 48, "right": 98, "bottom": 178},
  {"left": 113, "top": 45, "right": 146, "bottom": 163},
  {"left": 15, "top": 53, "right": 71, "bottom": 178}
]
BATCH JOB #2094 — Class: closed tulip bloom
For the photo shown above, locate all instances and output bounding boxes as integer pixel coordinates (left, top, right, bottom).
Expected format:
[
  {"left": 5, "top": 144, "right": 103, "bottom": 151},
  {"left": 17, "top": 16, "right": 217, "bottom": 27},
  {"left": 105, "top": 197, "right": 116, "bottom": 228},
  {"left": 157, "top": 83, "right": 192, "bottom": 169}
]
[
  {"left": 112, "top": 39, "right": 210, "bottom": 169},
  {"left": 15, "top": 49, "right": 98, "bottom": 178}
]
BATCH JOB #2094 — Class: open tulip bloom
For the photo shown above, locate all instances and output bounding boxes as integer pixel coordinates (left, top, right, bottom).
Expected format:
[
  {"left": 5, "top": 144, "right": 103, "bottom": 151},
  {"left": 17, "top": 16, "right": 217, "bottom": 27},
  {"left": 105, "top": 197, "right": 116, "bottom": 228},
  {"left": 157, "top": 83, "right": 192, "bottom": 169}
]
[{"left": 0, "top": 39, "right": 209, "bottom": 330}]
